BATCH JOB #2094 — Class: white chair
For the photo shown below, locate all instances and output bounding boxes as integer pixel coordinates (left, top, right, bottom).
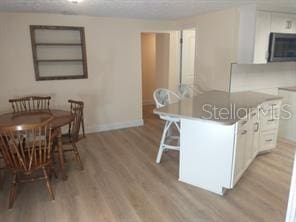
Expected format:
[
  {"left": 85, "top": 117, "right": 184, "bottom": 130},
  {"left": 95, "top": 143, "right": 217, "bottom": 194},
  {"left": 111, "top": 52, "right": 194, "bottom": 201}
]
[
  {"left": 178, "top": 83, "right": 203, "bottom": 98},
  {"left": 153, "top": 88, "right": 181, "bottom": 163}
]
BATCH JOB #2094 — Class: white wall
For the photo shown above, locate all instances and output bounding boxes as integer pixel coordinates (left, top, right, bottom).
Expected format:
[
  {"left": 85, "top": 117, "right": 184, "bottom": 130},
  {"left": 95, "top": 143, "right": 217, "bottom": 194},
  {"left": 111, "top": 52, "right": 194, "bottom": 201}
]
[
  {"left": 176, "top": 8, "right": 239, "bottom": 91},
  {"left": 230, "top": 63, "right": 296, "bottom": 94},
  {"left": 0, "top": 12, "right": 175, "bottom": 132},
  {"left": 155, "top": 33, "right": 170, "bottom": 89},
  {"left": 168, "top": 31, "right": 180, "bottom": 92},
  {"left": 141, "top": 31, "right": 179, "bottom": 106}
]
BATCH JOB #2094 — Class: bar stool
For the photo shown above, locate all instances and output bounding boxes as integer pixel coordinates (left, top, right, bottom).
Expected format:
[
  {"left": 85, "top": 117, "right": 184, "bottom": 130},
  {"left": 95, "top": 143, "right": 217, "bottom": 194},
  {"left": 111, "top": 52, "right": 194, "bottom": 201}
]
[
  {"left": 153, "top": 88, "right": 181, "bottom": 163},
  {"left": 178, "top": 83, "right": 203, "bottom": 98}
]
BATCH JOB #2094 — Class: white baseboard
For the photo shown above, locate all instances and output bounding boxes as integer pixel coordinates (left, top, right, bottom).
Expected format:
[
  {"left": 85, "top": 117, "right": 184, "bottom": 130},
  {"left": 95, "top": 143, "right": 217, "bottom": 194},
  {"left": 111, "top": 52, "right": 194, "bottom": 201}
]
[
  {"left": 143, "top": 100, "right": 154, "bottom": 106},
  {"left": 86, "top": 119, "right": 144, "bottom": 133}
]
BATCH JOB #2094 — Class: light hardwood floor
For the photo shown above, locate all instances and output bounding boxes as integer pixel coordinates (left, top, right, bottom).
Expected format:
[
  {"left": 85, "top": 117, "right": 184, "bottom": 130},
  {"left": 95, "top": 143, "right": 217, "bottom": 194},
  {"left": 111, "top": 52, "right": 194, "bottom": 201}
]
[{"left": 0, "top": 105, "right": 295, "bottom": 222}]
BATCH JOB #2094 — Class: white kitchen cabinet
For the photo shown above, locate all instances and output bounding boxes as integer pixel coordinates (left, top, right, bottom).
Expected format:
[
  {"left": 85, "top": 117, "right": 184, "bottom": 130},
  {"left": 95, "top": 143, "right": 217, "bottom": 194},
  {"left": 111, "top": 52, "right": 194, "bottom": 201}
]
[
  {"left": 237, "top": 6, "right": 271, "bottom": 64},
  {"left": 258, "top": 100, "right": 281, "bottom": 153},
  {"left": 259, "top": 129, "right": 278, "bottom": 152},
  {"left": 252, "top": 114, "right": 260, "bottom": 157},
  {"left": 233, "top": 118, "right": 249, "bottom": 184},
  {"left": 253, "top": 11, "right": 271, "bottom": 63},
  {"left": 244, "top": 116, "right": 255, "bottom": 169},
  {"left": 171, "top": 91, "right": 283, "bottom": 195},
  {"left": 237, "top": 8, "right": 296, "bottom": 64},
  {"left": 233, "top": 111, "right": 259, "bottom": 185},
  {"left": 232, "top": 99, "right": 281, "bottom": 186},
  {"left": 271, "top": 13, "right": 296, "bottom": 33}
]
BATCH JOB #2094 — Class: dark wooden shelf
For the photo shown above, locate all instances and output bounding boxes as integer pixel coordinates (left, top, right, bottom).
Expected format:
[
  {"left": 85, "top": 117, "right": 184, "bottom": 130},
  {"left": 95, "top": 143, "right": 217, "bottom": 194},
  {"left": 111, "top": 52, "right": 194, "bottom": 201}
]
[
  {"left": 30, "top": 25, "right": 88, "bottom": 81},
  {"left": 36, "top": 43, "right": 82, "bottom": 46},
  {"left": 37, "top": 59, "right": 83, "bottom": 62}
]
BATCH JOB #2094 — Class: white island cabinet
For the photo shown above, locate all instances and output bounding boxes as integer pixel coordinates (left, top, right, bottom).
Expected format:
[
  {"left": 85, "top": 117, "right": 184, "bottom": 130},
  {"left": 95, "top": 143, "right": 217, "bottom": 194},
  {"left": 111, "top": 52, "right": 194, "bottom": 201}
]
[{"left": 154, "top": 91, "right": 282, "bottom": 195}]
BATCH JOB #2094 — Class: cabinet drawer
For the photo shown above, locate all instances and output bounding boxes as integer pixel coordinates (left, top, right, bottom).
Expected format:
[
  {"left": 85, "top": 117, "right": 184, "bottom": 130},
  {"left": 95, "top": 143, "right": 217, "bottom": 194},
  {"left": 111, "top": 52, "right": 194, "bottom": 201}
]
[
  {"left": 259, "top": 130, "right": 277, "bottom": 151},
  {"left": 260, "top": 100, "right": 281, "bottom": 130},
  {"left": 261, "top": 117, "right": 279, "bottom": 130},
  {"left": 260, "top": 100, "right": 281, "bottom": 112},
  {"left": 237, "top": 117, "right": 248, "bottom": 131}
]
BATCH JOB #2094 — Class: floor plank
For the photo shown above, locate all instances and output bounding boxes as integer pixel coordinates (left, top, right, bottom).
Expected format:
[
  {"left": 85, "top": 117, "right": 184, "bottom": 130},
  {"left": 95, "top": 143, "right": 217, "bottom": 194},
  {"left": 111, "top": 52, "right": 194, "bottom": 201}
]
[{"left": 0, "top": 104, "right": 294, "bottom": 222}]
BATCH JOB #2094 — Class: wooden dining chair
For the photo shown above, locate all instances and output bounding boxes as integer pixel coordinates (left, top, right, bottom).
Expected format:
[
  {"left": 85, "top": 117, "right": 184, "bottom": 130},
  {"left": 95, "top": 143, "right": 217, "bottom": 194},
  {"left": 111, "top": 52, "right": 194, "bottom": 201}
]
[
  {"left": 9, "top": 96, "right": 51, "bottom": 113},
  {"left": 61, "top": 105, "right": 84, "bottom": 170},
  {"left": 0, "top": 117, "right": 55, "bottom": 208},
  {"left": 0, "top": 154, "right": 4, "bottom": 190},
  {"left": 68, "top": 100, "right": 85, "bottom": 138}
]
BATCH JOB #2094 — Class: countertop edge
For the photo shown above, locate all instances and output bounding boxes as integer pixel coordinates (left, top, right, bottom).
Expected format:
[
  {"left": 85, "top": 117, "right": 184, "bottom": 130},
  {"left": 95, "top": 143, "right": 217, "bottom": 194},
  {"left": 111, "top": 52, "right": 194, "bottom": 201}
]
[{"left": 153, "top": 92, "right": 282, "bottom": 125}]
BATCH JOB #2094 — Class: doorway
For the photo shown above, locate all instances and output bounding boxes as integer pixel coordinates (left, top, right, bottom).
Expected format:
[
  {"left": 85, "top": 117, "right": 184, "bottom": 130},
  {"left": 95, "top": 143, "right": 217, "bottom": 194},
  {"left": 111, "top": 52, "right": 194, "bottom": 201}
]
[
  {"left": 141, "top": 31, "right": 180, "bottom": 119},
  {"left": 180, "top": 28, "right": 196, "bottom": 85}
]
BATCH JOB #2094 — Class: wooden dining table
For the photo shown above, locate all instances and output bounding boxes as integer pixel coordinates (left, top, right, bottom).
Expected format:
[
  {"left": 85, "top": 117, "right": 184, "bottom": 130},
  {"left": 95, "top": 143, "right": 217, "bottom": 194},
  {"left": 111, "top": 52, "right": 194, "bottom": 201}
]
[{"left": 0, "top": 109, "right": 73, "bottom": 180}]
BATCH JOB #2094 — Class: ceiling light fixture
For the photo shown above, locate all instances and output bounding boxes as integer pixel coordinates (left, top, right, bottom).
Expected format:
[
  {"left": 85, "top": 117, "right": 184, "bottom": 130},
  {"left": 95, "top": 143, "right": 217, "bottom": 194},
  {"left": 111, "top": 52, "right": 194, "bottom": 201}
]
[{"left": 68, "top": 0, "right": 83, "bottom": 4}]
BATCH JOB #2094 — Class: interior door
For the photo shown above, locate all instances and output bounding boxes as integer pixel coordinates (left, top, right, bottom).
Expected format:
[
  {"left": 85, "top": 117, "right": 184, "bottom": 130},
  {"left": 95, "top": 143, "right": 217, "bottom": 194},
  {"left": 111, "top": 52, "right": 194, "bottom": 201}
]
[{"left": 180, "top": 29, "right": 196, "bottom": 85}]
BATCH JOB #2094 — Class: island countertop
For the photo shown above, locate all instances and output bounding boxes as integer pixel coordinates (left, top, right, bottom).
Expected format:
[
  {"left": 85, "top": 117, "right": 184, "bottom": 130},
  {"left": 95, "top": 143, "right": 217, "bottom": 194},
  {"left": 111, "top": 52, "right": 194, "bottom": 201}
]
[
  {"left": 154, "top": 90, "right": 282, "bottom": 125},
  {"left": 279, "top": 86, "right": 296, "bottom": 92}
]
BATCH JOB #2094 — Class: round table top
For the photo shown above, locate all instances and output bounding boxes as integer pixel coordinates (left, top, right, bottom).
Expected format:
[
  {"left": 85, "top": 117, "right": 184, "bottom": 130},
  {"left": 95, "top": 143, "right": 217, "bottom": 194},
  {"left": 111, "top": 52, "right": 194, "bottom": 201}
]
[{"left": 0, "top": 109, "right": 73, "bottom": 129}]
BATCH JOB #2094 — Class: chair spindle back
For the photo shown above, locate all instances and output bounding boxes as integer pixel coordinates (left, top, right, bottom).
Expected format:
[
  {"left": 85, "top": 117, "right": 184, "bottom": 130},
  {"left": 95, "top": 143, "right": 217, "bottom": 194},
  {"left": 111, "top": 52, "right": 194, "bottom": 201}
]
[
  {"left": 68, "top": 100, "right": 85, "bottom": 138},
  {"left": 9, "top": 96, "right": 51, "bottom": 113},
  {"left": 70, "top": 107, "right": 83, "bottom": 142},
  {"left": 0, "top": 118, "right": 53, "bottom": 173}
]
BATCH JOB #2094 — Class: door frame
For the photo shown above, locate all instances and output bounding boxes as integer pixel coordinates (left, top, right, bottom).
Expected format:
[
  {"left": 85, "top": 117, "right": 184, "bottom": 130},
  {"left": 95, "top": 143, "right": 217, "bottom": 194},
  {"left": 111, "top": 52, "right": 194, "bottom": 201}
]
[{"left": 179, "top": 28, "right": 196, "bottom": 85}]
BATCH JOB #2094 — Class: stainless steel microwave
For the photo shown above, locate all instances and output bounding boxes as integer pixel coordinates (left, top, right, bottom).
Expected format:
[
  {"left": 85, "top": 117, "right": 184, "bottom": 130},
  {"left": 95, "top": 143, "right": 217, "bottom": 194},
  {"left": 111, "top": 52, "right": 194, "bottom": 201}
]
[{"left": 268, "top": 33, "right": 296, "bottom": 62}]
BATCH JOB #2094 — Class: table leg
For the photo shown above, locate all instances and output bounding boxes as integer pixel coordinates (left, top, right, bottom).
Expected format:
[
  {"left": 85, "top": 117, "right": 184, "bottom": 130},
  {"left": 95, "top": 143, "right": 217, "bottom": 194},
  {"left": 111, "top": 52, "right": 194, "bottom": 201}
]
[{"left": 57, "top": 128, "right": 67, "bottom": 180}]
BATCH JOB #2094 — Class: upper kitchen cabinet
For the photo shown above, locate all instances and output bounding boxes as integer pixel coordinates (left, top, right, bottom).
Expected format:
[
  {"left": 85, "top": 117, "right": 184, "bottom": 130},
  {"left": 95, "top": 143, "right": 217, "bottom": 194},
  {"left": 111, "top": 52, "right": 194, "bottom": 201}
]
[
  {"left": 188, "top": 6, "right": 296, "bottom": 91},
  {"left": 271, "top": 12, "right": 296, "bottom": 33},
  {"left": 237, "top": 6, "right": 296, "bottom": 64},
  {"left": 253, "top": 11, "right": 272, "bottom": 64}
]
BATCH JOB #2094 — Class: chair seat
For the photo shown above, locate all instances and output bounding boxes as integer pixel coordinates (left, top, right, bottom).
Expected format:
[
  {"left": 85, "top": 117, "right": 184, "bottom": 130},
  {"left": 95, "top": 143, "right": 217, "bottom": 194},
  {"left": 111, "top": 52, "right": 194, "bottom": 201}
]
[
  {"left": 159, "top": 114, "right": 180, "bottom": 122},
  {"left": 61, "top": 134, "right": 72, "bottom": 144},
  {"left": 61, "top": 134, "right": 84, "bottom": 145},
  {"left": 6, "top": 150, "right": 52, "bottom": 172}
]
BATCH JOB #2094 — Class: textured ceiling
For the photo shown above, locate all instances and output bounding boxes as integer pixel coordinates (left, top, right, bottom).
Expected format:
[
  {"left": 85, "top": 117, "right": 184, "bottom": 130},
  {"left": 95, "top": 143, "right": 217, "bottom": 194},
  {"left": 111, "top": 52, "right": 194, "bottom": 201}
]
[{"left": 0, "top": 0, "right": 295, "bottom": 20}]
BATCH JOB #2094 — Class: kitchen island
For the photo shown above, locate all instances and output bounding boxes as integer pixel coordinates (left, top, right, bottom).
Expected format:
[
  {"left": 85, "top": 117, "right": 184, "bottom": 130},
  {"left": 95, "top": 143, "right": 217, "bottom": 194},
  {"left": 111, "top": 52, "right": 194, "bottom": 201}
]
[{"left": 154, "top": 90, "right": 282, "bottom": 195}]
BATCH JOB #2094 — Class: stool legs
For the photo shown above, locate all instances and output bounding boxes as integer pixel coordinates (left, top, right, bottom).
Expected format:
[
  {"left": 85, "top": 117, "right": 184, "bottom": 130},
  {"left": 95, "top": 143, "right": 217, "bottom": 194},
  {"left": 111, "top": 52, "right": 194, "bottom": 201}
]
[
  {"left": 156, "top": 120, "right": 180, "bottom": 164},
  {"left": 156, "top": 121, "right": 170, "bottom": 163}
]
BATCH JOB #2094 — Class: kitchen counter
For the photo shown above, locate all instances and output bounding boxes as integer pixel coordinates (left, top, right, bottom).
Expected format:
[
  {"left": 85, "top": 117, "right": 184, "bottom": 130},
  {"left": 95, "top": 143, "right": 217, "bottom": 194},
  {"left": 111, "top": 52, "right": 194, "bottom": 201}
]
[
  {"left": 154, "top": 90, "right": 282, "bottom": 195},
  {"left": 154, "top": 90, "right": 282, "bottom": 125},
  {"left": 279, "top": 87, "right": 296, "bottom": 92}
]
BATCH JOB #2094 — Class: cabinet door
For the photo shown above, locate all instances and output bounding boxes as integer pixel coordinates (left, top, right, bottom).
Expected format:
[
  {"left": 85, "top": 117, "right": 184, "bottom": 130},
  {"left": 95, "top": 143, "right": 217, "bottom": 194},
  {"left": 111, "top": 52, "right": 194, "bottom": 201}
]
[
  {"left": 233, "top": 123, "right": 248, "bottom": 184},
  {"left": 246, "top": 111, "right": 260, "bottom": 158},
  {"left": 271, "top": 13, "right": 296, "bottom": 33},
  {"left": 252, "top": 120, "right": 260, "bottom": 157},
  {"left": 260, "top": 100, "right": 281, "bottom": 131},
  {"left": 254, "top": 11, "right": 271, "bottom": 64},
  {"left": 244, "top": 118, "right": 254, "bottom": 167}
]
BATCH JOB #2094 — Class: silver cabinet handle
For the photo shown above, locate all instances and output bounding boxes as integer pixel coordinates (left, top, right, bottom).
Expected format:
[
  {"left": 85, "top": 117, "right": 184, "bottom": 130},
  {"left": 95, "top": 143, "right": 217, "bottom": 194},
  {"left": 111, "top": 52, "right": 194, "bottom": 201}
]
[
  {"left": 240, "top": 120, "right": 247, "bottom": 125},
  {"left": 265, "top": 139, "right": 273, "bottom": 142},
  {"left": 268, "top": 119, "right": 275, "bottom": 122},
  {"left": 254, "top": 122, "right": 259, "bottom": 132},
  {"left": 241, "top": 130, "right": 247, "bottom": 135},
  {"left": 286, "top": 20, "right": 293, "bottom": 29}
]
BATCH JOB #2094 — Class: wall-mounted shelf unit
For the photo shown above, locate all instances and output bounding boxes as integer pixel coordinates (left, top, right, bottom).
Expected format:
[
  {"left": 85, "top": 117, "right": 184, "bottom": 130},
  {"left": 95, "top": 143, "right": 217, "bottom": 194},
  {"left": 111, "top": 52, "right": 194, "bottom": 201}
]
[{"left": 30, "top": 25, "right": 88, "bottom": 81}]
